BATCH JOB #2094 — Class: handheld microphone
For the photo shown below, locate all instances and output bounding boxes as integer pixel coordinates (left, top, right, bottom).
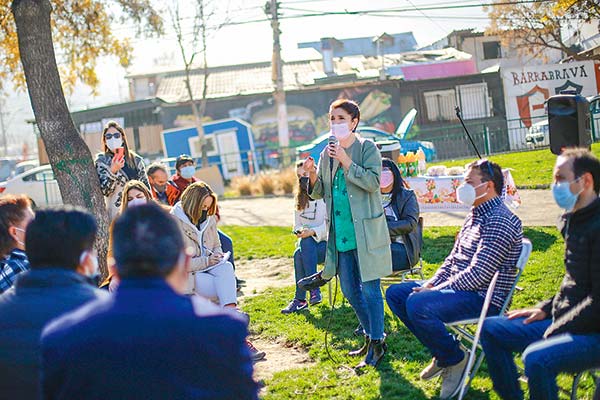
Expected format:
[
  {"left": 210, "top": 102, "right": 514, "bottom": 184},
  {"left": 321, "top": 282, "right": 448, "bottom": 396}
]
[{"left": 328, "top": 135, "right": 337, "bottom": 172}]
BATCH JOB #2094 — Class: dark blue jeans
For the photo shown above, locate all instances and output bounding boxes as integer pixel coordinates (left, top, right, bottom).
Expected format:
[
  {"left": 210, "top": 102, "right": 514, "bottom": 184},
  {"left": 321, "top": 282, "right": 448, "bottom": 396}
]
[
  {"left": 293, "top": 238, "right": 326, "bottom": 300},
  {"left": 218, "top": 230, "right": 235, "bottom": 270},
  {"left": 385, "top": 281, "right": 499, "bottom": 367},
  {"left": 338, "top": 250, "right": 385, "bottom": 341},
  {"left": 481, "top": 316, "right": 600, "bottom": 400},
  {"left": 391, "top": 242, "right": 410, "bottom": 272}
]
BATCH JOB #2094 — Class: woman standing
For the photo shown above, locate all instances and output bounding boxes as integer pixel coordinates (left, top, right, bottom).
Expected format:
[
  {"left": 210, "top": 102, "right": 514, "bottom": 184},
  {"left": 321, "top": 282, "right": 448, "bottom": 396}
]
[
  {"left": 302, "top": 99, "right": 391, "bottom": 369},
  {"left": 95, "top": 120, "right": 150, "bottom": 219},
  {"left": 281, "top": 160, "right": 328, "bottom": 314},
  {"left": 170, "top": 181, "right": 265, "bottom": 361},
  {"left": 380, "top": 158, "right": 421, "bottom": 273}
]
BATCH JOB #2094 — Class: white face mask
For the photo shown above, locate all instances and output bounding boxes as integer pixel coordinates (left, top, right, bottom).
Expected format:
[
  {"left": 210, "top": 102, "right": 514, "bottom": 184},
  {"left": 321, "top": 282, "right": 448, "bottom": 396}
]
[
  {"left": 456, "top": 182, "right": 488, "bottom": 206},
  {"left": 331, "top": 123, "right": 352, "bottom": 140},
  {"left": 106, "top": 138, "right": 123, "bottom": 152},
  {"left": 128, "top": 198, "right": 147, "bottom": 208},
  {"left": 13, "top": 227, "right": 26, "bottom": 247}
]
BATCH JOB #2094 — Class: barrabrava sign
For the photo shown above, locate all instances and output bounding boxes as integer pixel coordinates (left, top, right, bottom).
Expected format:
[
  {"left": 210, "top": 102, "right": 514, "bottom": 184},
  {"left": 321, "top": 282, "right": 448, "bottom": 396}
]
[{"left": 502, "top": 60, "right": 600, "bottom": 149}]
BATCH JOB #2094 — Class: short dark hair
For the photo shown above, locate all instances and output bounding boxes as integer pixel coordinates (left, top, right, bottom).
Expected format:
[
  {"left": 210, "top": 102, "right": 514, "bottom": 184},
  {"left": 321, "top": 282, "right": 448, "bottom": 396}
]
[
  {"left": 26, "top": 207, "right": 97, "bottom": 270},
  {"left": 112, "top": 203, "right": 183, "bottom": 278},
  {"left": 467, "top": 159, "right": 504, "bottom": 196},
  {"left": 329, "top": 99, "right": 360, "bottom": 132},
  {"left": 147, "top": 163, "right": 168, "bottom": 177},
  {"left": 561, "top": 148, "right": 600, "bottom": 194},
  {"left": 0, "top": 194, "right": 31, "bottom": 256},
  {"left": 175, "top": 154, "right": 194, "bottom": 170}
]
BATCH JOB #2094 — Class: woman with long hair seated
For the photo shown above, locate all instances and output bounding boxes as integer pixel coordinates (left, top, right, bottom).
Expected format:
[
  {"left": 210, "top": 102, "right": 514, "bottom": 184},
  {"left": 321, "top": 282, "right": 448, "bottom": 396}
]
[
  {"left": 170, "top": 181, "right": 265, "bottom": 360},
  {"left": 281, "top": 160, "right": 328, "bottom": 314},
  {"left": 380, "top": 158, "right": 421, "bottom": 273}
]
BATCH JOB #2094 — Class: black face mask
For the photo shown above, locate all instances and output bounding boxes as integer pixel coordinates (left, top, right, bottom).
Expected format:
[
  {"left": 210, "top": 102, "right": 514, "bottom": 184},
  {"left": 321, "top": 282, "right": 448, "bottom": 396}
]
[
  {"left": 197, "top": 209, "right": 208, "bottom": 228},
  {"left": 299, "top": 176, "right": 310, "bottom": 192}
]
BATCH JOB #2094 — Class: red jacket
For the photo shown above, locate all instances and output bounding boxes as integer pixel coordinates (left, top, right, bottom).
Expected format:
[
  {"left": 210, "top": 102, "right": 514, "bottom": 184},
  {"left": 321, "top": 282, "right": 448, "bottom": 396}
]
[
  {"left": 150, "top": 182, "right": 181, "bottom": 206},
  {"left": 170, "top": 175, "right": 197, "bottom": 203}
]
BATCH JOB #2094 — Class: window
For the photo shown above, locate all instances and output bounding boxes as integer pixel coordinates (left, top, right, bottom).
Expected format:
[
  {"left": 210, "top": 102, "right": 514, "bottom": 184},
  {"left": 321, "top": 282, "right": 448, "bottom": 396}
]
[
  {"left": 456, "top": 83, "right": 492, "bottom": 120},
  {"left": 424, "top": 89, "right": 457, "bottom": 121},
  {"left": 483, "top": 41, "right": 501, "bottom": 60}
]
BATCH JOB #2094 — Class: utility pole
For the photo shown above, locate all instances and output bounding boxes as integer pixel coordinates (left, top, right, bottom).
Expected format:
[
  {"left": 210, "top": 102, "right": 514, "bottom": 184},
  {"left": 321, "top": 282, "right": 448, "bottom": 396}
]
[{"left": 266, "top": 0, "right": 290, "bottom": 150}]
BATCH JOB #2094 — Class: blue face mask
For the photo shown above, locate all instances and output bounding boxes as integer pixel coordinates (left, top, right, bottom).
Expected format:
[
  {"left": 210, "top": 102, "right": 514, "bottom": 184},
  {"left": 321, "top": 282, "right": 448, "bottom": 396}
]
[
  {"left": 180, "top": 165, "right": 195, "bottom": 179},
  {"left": 551, "top": 177, "right": 582, "bottom": 212}
]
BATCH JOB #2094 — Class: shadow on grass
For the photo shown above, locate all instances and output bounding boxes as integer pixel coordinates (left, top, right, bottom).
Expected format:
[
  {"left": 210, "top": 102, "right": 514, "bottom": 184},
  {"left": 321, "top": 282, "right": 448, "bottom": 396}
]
[
  {"left": 523, "top": 227, "right": 559, "bottom": 252},
  {"left": 421, "top": 232, "right": 458, "bottom": 265},
  {"left": 301, "top": 296, "right": 428, "bottom": 399}
]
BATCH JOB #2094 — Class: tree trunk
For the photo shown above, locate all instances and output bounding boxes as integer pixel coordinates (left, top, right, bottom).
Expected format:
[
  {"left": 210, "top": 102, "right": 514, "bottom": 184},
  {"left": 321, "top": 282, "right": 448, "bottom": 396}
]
[
  {"left": 184, "top": 70, "right": 209, "bottom": 168},
  {"left": 12, "top": 0, "right": 110, "bottom": 278}
]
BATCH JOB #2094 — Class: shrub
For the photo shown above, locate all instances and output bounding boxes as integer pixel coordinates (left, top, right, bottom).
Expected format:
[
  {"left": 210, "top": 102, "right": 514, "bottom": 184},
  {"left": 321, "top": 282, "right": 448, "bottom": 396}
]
[
  {"left": 258, "top": 173, "right": 276, "bottom": 195},
  {"left": 231, "top": 175, "right": 253, "bottom": 196},
  {"left": 278, "top": 167, "right": 296, "bottom": 194}
]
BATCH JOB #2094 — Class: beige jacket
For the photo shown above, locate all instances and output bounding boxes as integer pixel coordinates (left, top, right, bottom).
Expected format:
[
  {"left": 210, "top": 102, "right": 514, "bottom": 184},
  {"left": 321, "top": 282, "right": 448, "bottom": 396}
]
[{"left": 171, "top": 203, "right": 222, "bottom": 294}]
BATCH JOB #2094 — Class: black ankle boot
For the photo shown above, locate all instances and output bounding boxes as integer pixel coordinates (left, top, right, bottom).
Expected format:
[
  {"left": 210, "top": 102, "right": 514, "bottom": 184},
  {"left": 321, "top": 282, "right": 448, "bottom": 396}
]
[
  {"left": 355, "top": 338, "right": 387, "bottom": 370},
  {"left": 348, "top": 336, "right": 370, "bottom": 357}
]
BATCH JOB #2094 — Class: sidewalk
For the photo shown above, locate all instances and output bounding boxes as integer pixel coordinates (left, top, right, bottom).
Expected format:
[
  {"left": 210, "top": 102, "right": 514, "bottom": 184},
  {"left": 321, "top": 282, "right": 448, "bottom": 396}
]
[{"left": 219, "top": 190, "right": 561, "bottom": 227}]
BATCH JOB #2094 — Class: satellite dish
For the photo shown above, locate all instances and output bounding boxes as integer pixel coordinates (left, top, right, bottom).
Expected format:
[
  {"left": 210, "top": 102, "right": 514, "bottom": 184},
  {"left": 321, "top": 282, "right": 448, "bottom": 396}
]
[{"left": 396, "top": 108, "right": 417, "bottom": 139}]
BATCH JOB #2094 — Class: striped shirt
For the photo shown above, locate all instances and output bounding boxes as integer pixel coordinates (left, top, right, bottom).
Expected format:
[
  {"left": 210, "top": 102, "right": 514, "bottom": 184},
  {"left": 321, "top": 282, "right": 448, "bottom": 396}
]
[
  {"left": 429, "top": 196, "right": 523, "bottom": 310},
  {"left": 0, "top": 249, "right": 30, "bottom": 295}
]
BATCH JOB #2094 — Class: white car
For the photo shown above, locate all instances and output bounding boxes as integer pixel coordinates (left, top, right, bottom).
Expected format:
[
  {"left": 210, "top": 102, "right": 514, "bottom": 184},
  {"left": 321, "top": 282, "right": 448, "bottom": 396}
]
[
  {"left": 525, "top": 119, "right": 550, "bottom": 148},
  {"left": 0, "top": 165, "right": 62, "bottom": 207}
]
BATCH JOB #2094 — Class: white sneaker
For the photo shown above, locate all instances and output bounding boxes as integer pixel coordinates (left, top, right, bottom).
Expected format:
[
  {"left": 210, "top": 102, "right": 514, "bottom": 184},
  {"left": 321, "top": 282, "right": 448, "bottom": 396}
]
[
  {"left": 420, "top": 357, "right": 443, "bottom": 380},
  {"left": 439, "top": 351, "right": 468, "bottom": 399}
]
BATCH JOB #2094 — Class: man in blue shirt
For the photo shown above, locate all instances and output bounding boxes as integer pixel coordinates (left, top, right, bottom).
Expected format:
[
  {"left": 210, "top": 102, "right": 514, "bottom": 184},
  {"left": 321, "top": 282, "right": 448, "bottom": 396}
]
[
  {"left": 0, "top": 207, "right": 105, "bottom": 399},
  {"left": 41, "top": 203, "right": 258, "bottom": 400},
  {"left": 386, "top": 160, "right": 523, "bottom": 399}
]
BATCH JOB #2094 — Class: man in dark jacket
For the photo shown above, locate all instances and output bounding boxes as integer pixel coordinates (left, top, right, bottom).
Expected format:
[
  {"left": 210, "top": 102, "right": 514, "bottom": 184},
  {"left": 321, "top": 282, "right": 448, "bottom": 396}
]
[
  {"left": 481, "top": 148, "right": 600, "bottom": 400},
  {"left": 0, "top": 207, "right": 106, "bottom": 399},
  {"left": 41, "top": 203, "right": 258, "bottom": 400}
]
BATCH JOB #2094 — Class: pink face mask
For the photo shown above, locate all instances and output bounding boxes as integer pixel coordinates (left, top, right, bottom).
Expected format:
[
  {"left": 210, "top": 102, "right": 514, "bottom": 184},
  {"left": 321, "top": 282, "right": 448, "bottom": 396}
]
[{"left": 380, "top": 169, "right": 394, "bottom": 188}]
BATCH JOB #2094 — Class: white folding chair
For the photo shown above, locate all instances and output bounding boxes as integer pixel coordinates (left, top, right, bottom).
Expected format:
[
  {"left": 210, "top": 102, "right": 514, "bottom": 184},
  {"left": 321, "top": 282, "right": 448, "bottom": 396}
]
[
  {"left": 445, "top": 238, "right": 533, "bottom": 398},
  {"left": 456, "top": 271, "right": 499, "bottom": 400}
]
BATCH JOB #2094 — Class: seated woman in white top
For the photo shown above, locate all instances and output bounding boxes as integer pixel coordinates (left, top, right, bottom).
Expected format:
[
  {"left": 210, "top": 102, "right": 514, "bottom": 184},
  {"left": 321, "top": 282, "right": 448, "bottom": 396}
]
[{"left": 281, "top": 160, "right": 328, "bottom": 314}]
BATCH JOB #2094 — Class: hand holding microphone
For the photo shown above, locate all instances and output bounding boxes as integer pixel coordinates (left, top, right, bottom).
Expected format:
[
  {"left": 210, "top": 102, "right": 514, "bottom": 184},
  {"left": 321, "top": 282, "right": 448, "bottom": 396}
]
[{"left": 327, "top": 134, "right": 351, "bottom": 169}]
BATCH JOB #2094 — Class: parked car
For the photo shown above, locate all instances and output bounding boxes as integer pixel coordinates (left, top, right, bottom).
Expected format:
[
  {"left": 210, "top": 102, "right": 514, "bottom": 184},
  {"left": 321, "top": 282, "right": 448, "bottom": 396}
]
[
  {"left": 0, "top": 164, "right": 61, "bottom": 207},
  {"left": 525, "top": 119, "right": 550, "bottom": 148},
  {"left": 14, "top": 160, "right": 39, "bottom": 176},
  {"left": 295, "top": 126, "right": 436, "bottom": 163}
]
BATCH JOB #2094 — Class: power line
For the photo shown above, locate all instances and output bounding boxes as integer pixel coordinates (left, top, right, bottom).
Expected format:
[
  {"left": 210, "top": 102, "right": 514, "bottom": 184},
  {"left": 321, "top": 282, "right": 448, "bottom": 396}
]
[{"left": 405, "top": 0, "right": 450, "bottom": 35}]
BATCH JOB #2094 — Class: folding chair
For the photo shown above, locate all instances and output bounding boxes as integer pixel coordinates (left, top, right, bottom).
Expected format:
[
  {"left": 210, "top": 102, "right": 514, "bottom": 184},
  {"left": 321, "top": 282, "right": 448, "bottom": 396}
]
[
  {"left": 571, "top": 368, "right": 599, "bottom": 400},
  {"left": 380, "top": 216, "right": 425, "bottom": 292},
  {"left": 445, "top": 238, "right": 533, "bottom": 399}
]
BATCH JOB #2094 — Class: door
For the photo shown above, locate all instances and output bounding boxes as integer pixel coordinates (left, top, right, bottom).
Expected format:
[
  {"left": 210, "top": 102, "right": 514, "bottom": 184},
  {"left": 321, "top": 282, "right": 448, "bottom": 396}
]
[{"left": 216, "top": 130, "right": 243, "bottom": 179}]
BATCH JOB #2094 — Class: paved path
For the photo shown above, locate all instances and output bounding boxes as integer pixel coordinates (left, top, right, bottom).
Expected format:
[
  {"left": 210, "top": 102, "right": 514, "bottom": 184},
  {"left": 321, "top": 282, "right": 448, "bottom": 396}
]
[{"left": 219, "top": 190, "right": 560, "bottom": 227}]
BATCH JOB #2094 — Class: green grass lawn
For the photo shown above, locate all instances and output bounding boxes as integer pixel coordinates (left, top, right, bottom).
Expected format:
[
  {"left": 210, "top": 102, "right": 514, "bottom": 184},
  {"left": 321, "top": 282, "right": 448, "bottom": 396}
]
[
  {"left": 223, "top": 226, "right": 597, "bottom": 399},
  {"left": 429, "top": 142, "right": 600, "bottom": 189}
]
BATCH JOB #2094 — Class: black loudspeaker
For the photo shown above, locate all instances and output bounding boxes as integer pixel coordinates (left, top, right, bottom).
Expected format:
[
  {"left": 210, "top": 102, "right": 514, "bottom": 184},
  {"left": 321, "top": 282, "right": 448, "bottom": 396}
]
[{"left": 547, "top": 93, "right": 591, "bottom": 155}]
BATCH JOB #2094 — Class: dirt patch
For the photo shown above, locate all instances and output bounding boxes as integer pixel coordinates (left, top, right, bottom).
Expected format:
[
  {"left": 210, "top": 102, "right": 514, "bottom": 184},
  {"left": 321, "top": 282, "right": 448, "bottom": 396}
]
[
  {"left": 234, "top": 258, "right": 317, "bottom": 387},
  {"left": 235, "top": 258, "right": 294, "bottom": 297},
  {"left": 250, "top": 336, "right": 315, "bottom": 385}
]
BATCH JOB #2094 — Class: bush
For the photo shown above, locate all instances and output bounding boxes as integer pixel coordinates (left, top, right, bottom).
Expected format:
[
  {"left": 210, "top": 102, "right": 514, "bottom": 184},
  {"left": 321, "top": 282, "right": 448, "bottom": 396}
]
[
  {"left": 258, "top": 173, "right": 276, "bottom": 195},
  {"left": 278, "top": 167, "right": 297, "bottom": 194},
  {"left": 231, "top": 175, "right": 253, "bottom": 196}
]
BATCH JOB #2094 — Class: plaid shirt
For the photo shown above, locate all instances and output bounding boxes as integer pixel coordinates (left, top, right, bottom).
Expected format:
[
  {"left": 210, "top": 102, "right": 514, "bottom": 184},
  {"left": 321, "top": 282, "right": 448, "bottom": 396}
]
[
  {"left": 0, "top": 249, "right": 30, "bottom": 295},
  {"left": 428, "top": 197, "right": 523, "bottom": 310}
]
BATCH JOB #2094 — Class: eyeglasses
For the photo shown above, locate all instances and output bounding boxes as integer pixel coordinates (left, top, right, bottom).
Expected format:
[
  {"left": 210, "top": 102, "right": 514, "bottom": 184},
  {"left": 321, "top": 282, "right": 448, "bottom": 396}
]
[
  {"left": 105, "top": 132, "right": 121, "bottom": 140},
  {"left": 475, "top": 159, "right": 494, "bottom": 178}
]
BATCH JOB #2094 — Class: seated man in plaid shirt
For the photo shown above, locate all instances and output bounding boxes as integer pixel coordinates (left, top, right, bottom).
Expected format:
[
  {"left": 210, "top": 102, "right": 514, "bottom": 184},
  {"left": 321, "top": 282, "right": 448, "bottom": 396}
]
[{"left": 386, "top": 159, "right": 523, "bottom": 399}]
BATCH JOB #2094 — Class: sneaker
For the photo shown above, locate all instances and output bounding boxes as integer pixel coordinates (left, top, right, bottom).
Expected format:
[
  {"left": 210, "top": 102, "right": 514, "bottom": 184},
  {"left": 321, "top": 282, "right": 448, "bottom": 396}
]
[
  {"left": 439, "top": 351, "right": 468, "bottom": 399},
  {"left": 246, "top": 340, "right": 266, "bottom": 361},
  {"left": 281, "top": 299, "right": 308, "bottom": 314},
  {"left": 236, "top": 277, "right": 246, "bottom": 286},
  {"left": 309, "top": 289, "right": 322, "bottom": 305},
  {"left": 420, "top": 357, "right": 443, "bottom": 380}
]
